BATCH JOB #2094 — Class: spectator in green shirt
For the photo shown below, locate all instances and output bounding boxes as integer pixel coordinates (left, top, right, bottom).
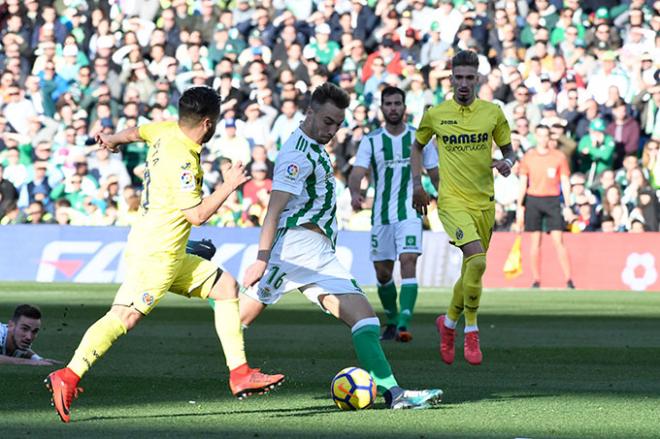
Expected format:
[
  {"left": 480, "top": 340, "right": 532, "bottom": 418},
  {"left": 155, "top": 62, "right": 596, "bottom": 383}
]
[
  {"left": 577, "top": 118, "right": 615, "bottom": 177},
  {"left": 305, "top": 23, "right": 340, "bottom": 66}
]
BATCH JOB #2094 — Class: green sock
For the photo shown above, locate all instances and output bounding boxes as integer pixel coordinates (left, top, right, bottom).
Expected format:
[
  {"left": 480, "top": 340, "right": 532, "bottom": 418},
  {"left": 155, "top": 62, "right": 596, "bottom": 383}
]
[
  {"left": 377, "top": 281, "right": 398, "bottom": 325},
  {"left": 208, "top": 298, "right": 215, "bottom": 310},
  {"left": 398, "top": 279, "right": 418, "bottom": 328},
  {"left": 352, "top": 323, "right": 398, "bottom": 394}
]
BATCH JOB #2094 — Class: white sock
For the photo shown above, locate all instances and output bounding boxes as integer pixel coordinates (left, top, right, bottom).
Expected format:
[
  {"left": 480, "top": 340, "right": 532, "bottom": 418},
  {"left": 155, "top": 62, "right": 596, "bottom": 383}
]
[
  {"left": 444, "top": 316, "right": 457, "bottom": 329},
  {"left": 464, "top": 325, "right": 479, "bottom": 333}
]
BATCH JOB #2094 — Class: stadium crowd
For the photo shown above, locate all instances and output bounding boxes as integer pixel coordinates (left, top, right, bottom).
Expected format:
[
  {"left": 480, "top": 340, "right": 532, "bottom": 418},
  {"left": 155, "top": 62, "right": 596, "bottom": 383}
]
[{"left": 0, "top": 0, "right": 658, "bottom": 232}]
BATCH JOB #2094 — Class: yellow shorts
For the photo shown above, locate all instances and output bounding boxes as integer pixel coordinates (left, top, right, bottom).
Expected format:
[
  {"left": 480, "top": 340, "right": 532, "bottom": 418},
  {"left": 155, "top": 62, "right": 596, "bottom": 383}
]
[
  {"left": 438, "top": 206, "right": 495, "bottom": 251},
  {"left": 113, "top": 253, "right": 219, "bottom": 315}
]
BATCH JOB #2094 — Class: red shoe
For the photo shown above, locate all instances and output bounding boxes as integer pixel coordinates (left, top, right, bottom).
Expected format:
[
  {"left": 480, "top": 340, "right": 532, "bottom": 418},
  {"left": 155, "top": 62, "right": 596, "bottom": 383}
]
[
  {"left": 44, "top": 368, "right": 83, "bottom": 423},
  {"left": 464, "top": 331, "right": 483, "bottom": 365},
  {"left": 229, "top": 364, "right": 285, "bottom": 400},
  {"left": 436, "top": 315, "right": 455, "bottom": 365},
  {"left": 396, "top": 327, "right": 413, "bottom": 343}
]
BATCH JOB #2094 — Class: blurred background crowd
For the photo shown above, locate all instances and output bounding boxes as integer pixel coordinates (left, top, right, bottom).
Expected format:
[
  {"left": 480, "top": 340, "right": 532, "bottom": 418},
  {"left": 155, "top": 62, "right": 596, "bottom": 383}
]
[{"left": 0, "top": 0, "right": 658, "bottom": 232}]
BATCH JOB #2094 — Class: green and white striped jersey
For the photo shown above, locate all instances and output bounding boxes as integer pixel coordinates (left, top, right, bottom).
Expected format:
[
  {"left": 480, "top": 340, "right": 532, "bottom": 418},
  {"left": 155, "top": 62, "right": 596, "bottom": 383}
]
[
  {"left": 273, "top": 127, "right": 338, "bottom": 244},
  {"left": 355, "top": 125, "right": 438, "bottom": 226}
]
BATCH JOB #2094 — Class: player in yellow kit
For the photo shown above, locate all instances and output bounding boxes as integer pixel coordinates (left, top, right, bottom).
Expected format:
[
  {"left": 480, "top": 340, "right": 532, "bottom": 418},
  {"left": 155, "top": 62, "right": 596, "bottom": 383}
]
[
  {"left": 411, "top": 50, "right": 516, "bottom": 366},
  {"left": 45, "top": 86, "right": 284, "bottom": 423}
]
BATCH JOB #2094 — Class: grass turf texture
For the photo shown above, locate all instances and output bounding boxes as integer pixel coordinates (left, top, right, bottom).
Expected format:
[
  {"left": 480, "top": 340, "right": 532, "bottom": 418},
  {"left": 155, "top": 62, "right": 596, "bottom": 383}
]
[{"left": 1, "top": 282, "right": 659, "bottom": 439}]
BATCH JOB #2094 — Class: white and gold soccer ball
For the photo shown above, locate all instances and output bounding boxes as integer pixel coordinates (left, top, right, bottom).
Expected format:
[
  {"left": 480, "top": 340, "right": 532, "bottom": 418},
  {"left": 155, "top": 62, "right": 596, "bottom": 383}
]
[{"left": 330, "top": 367, "right": 377, "bottom": 410}]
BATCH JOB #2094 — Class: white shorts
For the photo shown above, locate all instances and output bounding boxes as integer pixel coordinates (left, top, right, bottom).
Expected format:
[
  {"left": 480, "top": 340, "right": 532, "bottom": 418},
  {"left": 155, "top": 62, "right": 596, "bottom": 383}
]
[
  {"left": 243, "top": 227, "right": 364, "bottom": 308},
  {"left": 370, "top": 217, "right": 423, "bottom": 262}
]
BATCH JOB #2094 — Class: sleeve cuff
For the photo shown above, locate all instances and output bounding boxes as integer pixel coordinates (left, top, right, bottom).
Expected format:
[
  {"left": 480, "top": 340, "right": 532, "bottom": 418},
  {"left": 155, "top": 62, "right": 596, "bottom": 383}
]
[{"left": 272, "top": 181, "right": 303, "bottom": 196}]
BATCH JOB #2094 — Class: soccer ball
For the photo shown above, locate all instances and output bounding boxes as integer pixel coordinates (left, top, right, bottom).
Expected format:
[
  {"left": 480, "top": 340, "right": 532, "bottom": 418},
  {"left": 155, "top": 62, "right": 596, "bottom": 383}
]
[{"left": 330, "top": 367, "right": 377, "bottom": 410}]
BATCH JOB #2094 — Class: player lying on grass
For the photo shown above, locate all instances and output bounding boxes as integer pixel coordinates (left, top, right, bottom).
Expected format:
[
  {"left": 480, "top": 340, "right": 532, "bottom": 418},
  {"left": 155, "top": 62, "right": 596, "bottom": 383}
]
[
  {"left": 198, "top": 83, "right": 443, "bottom": 410},
  {"left": 1, "top": 304, "right": 61, "bottom": 366},
  {"left": 45, "top": 86, "right": 284, "bottom": 424}
]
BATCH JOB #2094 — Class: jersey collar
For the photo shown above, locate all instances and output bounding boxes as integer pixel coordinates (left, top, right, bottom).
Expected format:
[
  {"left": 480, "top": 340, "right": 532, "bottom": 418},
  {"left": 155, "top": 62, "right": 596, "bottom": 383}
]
[{"left": 451, "top": 97, "right": 478, "bottom": 113}]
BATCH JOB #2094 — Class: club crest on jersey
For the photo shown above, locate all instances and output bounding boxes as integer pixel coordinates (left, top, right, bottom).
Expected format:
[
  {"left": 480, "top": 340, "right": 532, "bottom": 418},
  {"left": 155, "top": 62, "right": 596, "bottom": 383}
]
[
  {"left": 285, "top": 163, "right": 299, "bottom": 180},
  {"left": 258, "top": 287, "right": 271, "bottom": 299},
  {"left": 142, "top": 292, "right": 154, "bottom": 306},
  {"left": 180, "top": 170, "right": 196, "bottom": 191},
  {"left": 456, "top": 228, "right": 464, "bottom": 241}
]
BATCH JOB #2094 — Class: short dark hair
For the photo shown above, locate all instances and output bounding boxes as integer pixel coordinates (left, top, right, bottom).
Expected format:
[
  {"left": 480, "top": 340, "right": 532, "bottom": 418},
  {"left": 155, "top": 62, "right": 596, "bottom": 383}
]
[
  {"left": 310, "top": 82, "right": 350, "bottom": 111},
  {"left": 452, "top": 50, "right": 479, "bottom": 69},
  {"left": 11, "top": 304, "right": 41, "bottom": 322},
  {"left": 178, "top": 86, "right": 221, "bottom": 126},
  {"left": 381, "top": 86, "right": 405, "bottom": 103}
]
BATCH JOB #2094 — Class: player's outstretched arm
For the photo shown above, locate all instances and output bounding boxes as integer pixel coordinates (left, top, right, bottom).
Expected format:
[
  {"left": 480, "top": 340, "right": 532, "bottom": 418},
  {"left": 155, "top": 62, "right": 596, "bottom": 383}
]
[
  {"left": 411, "top": 139, "right": 430, "bottom": 215},
  {"left": 182, "top": 161, "right": 250, "bottom": 226},
  {"left": 347, "top": 166, "right": 368, "bottom": 211},
  {"left": 95, "top": 127, "right": 142, "bottom": 153},
  {"left": 243, "top": 190, "right": 292, "bottom": 288}
]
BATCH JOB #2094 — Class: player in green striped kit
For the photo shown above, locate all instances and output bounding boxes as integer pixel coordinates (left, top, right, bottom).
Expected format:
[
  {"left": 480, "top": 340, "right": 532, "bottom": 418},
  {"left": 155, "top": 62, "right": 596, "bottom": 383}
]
[
  {"left": 239, "top": 82, "right": 443, "bottom": 409},
  {"left": 349, "top": 86, "right": 439, "bottom": 342}
]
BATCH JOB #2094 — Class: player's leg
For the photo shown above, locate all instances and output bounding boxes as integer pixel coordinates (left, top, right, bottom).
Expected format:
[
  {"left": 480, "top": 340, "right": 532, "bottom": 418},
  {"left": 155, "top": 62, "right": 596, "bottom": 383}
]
[
  {"left": 371, "top": 225, "right": 398, "bottom": 340},
  {"left": 546, "top": 200, "right": 574, "bottom": 288},
  {"left": 47, "top": 261, "right": 172, "bottom": 423},
  {"left": 396, "top": 253, "right": 418, "bottom": 342},
  {"left": 550, "top": 230, "right": 574, "bottom": 288},
  {"left": 172, "top": 255, "right": 284, "bottom": 398},
  {"left": 316, "top": 291, "right": 442, "bottom": 409},
  {"left": 524, "top": 197, "right": 544, "bottom": 287},
  {"left": 239, "top": 294, "right": 268, "bottom": 326},
  {"left": 373, "top": 260, "right": 397, "bottom": 340},
  {"left": 394, "top": 217, "right": 423, "bottom": 342}
]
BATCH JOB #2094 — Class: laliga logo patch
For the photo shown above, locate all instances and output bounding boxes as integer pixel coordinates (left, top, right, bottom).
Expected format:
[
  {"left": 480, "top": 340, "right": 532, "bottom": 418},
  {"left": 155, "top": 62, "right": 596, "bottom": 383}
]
[
  {"left": 286, "top": 163, "right": 299, "bottom": 179},
  {"left": 142, "top": 292, "right": 154, "bottom": 306},
  {"left": 180, "top": 170, "right": 196, "bottom": 191},
  {"left": 456, "top": 228, "right": 464, "bottom": 241}
]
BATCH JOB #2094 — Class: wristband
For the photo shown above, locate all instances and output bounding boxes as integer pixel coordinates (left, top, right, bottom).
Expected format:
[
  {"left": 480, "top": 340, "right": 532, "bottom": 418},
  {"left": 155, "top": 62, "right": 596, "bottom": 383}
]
[
  {"left": 257, "top": 250, "right": 270, "bottom": 262},
  {"left": 503, "top": 158, "right": 514, "bottom": 168}
]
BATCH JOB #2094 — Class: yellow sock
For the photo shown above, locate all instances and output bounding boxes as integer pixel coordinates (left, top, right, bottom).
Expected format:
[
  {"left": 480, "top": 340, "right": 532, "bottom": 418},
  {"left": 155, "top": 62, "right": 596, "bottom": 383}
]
[
  {"left": 462, "top": 253, "right": 487, "bottom": 327},
  {"left": 214, "top": 298, "right": 247, "bottom": 370},
  {"left": 447, "top": 261, "right": 467, "bottom": 322},
  {"left": 68, "top": 312, "right": 127, "bottom": 378}
]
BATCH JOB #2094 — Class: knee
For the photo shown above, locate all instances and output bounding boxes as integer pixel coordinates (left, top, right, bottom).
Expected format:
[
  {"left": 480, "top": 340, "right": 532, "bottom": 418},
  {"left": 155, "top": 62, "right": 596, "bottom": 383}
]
[
  {"left": 464, "top": 253, "right": 487, "bottom": 277},
  {"left": 109, "top": 307, "right": 141, "bottom": 332},
  {"left": 211, "top": 270, "right": 238, "bottom": 300},
  {"left": 375, "top": 268, "right": 393, "bottom": 285}
]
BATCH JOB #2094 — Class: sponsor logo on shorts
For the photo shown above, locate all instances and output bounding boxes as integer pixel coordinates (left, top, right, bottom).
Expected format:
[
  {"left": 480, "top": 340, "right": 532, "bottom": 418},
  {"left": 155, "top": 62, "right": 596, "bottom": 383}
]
[
  {"left": 285, "top": 163, "right": 299, "bottom": 181},
  {"left": 405, "top": 235, "right": 416, "bottom": 247},
  {"left": 456, "top": 228, "right": 464, "bottom": 241},
  {"left": 180, "top": 170, "right": 195, "bottom": 191},
  {"left": 440, "top": 120, "right": 458, "bottom": 125},
  {"left": 142, "top": 292, "right": 154, "bottom": 306}
]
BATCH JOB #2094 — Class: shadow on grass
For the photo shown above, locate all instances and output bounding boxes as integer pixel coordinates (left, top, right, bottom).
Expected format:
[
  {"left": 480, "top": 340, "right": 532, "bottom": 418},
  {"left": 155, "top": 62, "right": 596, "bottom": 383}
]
[{"left": 75, "top": 404, "right": 338, "bottom": 423}]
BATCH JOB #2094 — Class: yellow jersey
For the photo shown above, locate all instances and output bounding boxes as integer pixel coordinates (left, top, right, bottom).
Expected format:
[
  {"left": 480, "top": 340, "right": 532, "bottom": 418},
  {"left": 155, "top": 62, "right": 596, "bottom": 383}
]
[
  {"left": 125, "top": 121, "right": 203, "bottom": 258},
  {"left": 416, "top": 98, "right": 511, "bottom": 210}
]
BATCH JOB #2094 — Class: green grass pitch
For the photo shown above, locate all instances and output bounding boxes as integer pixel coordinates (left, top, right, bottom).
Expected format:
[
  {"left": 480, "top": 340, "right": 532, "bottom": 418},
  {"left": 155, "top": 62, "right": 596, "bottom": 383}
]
[{"left": 1, "top": 282, "right": 659, "bottom": 438}]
